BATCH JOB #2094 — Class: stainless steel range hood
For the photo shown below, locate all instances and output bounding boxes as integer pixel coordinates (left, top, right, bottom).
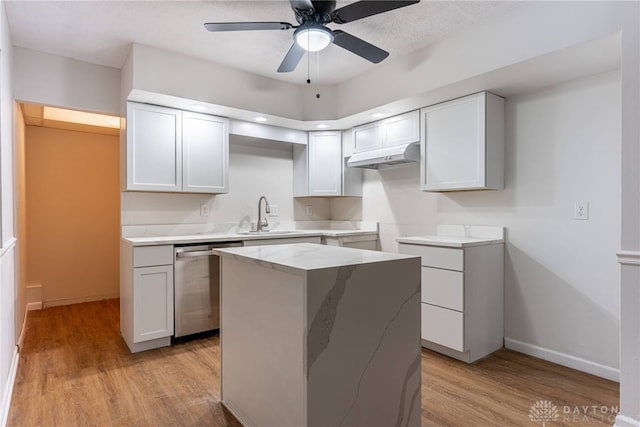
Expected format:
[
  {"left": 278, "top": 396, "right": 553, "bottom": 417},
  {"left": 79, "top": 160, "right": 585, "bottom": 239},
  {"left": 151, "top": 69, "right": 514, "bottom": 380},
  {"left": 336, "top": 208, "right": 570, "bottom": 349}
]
[{"left": 347, "top": 143, "right": 420, "bottom": 169}]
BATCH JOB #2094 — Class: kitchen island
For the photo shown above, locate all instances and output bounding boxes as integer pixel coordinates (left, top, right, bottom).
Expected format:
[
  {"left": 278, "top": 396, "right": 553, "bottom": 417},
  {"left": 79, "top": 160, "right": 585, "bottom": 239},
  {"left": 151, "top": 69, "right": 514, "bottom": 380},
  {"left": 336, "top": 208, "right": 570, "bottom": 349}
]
[{"left": 214, "top": 243, "right": 421, "bottom": 427}]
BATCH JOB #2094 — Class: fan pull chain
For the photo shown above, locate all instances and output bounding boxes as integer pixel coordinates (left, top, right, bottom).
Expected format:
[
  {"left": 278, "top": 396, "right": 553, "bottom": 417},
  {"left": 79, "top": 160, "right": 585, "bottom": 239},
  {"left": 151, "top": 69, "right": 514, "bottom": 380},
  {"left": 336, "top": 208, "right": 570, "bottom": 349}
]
[
  {"left": 306, "top": 35, "right": 311, "bottom": 85},
  {"left": 315, "top": 51, "right": 321, "bottom": 99}
]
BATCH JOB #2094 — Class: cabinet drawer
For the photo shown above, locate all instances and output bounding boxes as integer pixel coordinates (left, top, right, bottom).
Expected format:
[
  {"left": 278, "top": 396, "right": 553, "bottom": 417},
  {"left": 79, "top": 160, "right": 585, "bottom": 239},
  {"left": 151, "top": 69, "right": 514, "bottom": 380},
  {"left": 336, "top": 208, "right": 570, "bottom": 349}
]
[
  {"left": 421, "top": 303, "right": 464, "bottom": 352},
  {"left": 133, "top": 245, "right": 174, "bottom": 267},
  {"left": 421, "top": 267, "right": 463, "bottom": 310},
  {"left": 398, "top": 243, "right": 463, "bottom": 270}
]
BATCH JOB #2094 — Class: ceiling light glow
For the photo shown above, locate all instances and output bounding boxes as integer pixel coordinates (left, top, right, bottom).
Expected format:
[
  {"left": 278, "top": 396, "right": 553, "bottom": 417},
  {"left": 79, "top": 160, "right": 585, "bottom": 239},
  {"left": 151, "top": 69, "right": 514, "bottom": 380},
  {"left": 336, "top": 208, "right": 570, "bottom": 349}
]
[
  {"left": 255, "top": 116, "right": 268, "bottom": 122},
  {"left": 371, "top": 112, "right": 388, "bottom": 119},
  {"left": 316, "top": 124, "right": 329, "bottom": 129},
  {"left": 295, "top": 25, "right": 334, "bottom": 52},
  {"left": 189, "top": 104, "right": 208, "bottom": 112},
  {"left": 43, "top": 106, "right": 120, "bottom": 129}
]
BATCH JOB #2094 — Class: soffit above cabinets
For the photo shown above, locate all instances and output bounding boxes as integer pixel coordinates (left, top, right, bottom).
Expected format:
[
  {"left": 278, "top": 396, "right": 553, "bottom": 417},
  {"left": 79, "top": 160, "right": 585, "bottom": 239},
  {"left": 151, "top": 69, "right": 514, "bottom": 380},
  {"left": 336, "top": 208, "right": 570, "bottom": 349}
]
[{"left": 127, "top": 31, "right": 620, "bottom": 132}]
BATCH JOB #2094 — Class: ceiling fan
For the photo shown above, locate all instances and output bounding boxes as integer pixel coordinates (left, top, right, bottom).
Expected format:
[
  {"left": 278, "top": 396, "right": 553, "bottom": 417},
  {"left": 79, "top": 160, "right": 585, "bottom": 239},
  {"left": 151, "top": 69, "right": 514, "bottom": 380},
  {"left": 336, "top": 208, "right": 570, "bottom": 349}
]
[{"left": 204, "top": 0, "right": 420, "bottom": 73}]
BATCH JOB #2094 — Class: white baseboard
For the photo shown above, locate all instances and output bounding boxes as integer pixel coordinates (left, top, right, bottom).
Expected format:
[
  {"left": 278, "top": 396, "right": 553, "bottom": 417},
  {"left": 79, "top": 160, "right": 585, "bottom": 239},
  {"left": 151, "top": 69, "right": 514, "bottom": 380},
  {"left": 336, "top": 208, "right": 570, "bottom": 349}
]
[
  {"left": 505, "top": 338, "right": 620, "bottom": 382},
  {"left": 1, "top": 346, "right": 19, "bottom": 427},
  {"left": 26, "top": 302, "right": 41, "bottom": 311},
  {"left": 615, "top": 414, "right": 640, "bottom": 427},
  {"left": 42, "top": 293, "right": 119, "bottom": 308}
]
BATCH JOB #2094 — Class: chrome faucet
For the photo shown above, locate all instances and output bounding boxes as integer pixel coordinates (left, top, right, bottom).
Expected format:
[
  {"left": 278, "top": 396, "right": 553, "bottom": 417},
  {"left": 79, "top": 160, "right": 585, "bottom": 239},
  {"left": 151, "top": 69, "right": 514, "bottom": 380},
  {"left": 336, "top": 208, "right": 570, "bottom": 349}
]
[{"left": 257, "top": 196, "right": 271, "bottom": 232}]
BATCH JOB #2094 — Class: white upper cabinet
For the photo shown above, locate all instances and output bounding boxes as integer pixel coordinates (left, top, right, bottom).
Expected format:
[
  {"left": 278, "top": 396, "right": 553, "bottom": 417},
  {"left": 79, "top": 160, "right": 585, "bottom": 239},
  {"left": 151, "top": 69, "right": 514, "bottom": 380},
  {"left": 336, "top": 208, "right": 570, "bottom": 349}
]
[
  {"left": 127, "top": 103, "right": 182, "bottom": 192},
  {"left": 308, "top": 131, "right": 342, "bottom": 196},
  {"left": 353, "top": 122, "right": 383, "bottom": 153},
  {"left": 383, "top": 110, "right": 420, "bottom": 147},
  {"left": 353, "top": 110, "right": 420, "bottom": 153},
  {"left": 420, "top": 92, "right": 504, "bottom": 191},
  {"left": 294, "top": 131, "right": 362, "bottom": 197},
  {"left": 182, "top": 111, "right": 228, "bottom": 193},
  {"left": 125, "top": 102, "right": 229, "bottom": 194}
]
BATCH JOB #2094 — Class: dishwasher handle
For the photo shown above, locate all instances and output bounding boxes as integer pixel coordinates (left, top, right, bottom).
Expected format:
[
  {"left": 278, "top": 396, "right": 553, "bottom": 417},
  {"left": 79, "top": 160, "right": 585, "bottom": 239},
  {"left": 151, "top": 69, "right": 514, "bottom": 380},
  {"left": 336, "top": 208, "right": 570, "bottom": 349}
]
[{"left": 175, "top": 249, "right": 216, "bottom": 258}]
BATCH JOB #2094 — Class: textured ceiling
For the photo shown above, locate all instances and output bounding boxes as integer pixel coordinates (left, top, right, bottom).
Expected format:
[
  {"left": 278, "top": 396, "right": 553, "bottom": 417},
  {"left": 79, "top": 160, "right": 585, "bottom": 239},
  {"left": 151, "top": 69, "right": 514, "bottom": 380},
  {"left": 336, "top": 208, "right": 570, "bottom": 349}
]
[{"left": 5, "top": 1, "right": 518, "bottom": 85}]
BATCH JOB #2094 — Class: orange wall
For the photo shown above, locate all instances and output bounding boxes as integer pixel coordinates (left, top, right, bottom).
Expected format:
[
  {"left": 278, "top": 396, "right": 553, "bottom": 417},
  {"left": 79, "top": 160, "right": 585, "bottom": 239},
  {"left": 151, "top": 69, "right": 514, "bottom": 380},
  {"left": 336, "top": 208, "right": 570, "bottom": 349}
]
[{"left": 25, "top": 126, "right": 120, "bottom": 306}]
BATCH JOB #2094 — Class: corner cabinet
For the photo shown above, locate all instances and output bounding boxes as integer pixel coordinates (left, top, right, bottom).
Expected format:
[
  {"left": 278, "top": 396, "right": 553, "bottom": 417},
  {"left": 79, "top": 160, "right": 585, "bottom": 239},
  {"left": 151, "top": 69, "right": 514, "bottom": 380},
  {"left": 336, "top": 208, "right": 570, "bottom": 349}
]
[
  {"left": 120, "top": 242, "right": 174, "bottom": 353},
  {"left": 293, "top": 131, "right": 362, "bottom": 197},
  {"left": 420, "top": 92, "right": 504, "bottom": 191},
  {"left": 125, "top": 102, "right": 228, "bottom": 193}
]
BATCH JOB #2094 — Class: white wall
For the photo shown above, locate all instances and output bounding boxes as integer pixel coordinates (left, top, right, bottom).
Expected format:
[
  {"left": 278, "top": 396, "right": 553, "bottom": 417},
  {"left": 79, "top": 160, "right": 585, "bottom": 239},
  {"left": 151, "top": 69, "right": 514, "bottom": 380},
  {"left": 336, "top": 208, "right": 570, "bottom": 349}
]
[
  {"left": 129, "top": 44, "right": 312, "bottom": 121},
  {"left": 350, "top": 71, "right": 621, "bottom": 376},
  {"left": 121, "top": 137, "right": 301, "bottom": 231},
  {"left": 13, "top": 47, "right": 120, "bottom": 115},
  {"left": 0, "top": 1, "right": 16, "bottom": 424},
  {"left": 336, "top": 2, "right": 632, "bottom": 118}
]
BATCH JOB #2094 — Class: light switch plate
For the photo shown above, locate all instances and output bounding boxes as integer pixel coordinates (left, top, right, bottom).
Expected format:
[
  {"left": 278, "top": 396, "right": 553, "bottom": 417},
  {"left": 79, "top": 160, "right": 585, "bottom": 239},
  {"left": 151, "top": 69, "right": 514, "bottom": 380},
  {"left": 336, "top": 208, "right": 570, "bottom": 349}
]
[{"left": 268, "top": 204, "right": 279, "bottom": 216}]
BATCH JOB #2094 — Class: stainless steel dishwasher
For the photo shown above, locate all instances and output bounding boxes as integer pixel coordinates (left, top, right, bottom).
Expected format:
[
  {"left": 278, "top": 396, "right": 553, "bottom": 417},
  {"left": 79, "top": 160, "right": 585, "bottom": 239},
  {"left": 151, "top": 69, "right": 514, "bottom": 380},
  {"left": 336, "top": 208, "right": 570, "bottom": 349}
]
[{"left": 174, "top": 242, "right": 241, "bottom": 337}]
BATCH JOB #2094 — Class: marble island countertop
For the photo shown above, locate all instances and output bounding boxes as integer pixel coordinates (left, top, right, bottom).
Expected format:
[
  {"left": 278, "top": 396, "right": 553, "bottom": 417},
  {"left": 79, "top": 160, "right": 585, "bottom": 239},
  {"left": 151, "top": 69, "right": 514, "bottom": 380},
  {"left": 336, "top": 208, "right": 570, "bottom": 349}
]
[
  {"left": 214, "top": 243, "right": 417, "bottom": 275},
  {"left": 123, "top": 228, "right": 378, "bottom": 246}
]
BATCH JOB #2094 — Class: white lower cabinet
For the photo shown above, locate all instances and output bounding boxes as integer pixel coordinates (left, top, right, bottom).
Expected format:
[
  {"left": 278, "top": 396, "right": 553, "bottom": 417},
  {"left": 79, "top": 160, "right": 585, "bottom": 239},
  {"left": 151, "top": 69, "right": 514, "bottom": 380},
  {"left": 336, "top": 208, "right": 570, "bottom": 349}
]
[
  {"left": 132, "top": 265, "right": 174, "bottom": 343},
  {"left": 421, "top": 304, "right": 464, "bottom": 352},
  {"left": 120, "top": 242, "right": 174, "bottom": 353},
  {"left": 398, "top": 239, "right": 504, "bottom": 363},
  {"left": 322, "top": 234, "right": 378, "bottom": 250}
]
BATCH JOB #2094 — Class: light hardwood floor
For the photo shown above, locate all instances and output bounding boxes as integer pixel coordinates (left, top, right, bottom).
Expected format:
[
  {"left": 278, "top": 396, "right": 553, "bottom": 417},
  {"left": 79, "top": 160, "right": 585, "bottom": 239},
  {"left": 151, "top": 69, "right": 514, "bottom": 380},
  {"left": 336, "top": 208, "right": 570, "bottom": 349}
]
[{"left": 8, "top": 300, "right": 619, "bottom": 426}]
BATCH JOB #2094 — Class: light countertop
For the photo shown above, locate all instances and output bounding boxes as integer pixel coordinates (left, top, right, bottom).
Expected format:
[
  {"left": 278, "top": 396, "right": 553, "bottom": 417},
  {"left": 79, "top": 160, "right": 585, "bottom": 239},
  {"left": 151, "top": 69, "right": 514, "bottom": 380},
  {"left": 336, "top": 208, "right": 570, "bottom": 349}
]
[
  {"left": 214, "top": 243, "right": 418, "bottom": 274},
  {"left": 123, "top": 229, "right": 378, "bottom": 246},
  {"left": 396, "top": 225, "right": 504, "bottom": 248},
  {"left": 396, "top": 235, "right": 504, "bottom": 248}
]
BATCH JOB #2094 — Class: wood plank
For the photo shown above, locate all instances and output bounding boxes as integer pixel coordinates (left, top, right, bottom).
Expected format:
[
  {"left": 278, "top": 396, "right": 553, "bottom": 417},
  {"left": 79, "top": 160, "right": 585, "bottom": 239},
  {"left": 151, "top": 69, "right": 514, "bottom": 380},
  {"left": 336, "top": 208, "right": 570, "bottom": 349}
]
[{"left": 7, "top": 299, "right": 618, "bottom": 426}]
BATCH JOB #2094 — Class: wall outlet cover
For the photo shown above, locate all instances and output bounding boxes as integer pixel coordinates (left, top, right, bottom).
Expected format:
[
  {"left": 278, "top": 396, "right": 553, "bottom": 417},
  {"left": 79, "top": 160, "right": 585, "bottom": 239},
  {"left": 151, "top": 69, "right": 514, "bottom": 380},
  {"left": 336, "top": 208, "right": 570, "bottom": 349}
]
[{"left": 574, "top": 201, "right": 589, "bottom": 220}]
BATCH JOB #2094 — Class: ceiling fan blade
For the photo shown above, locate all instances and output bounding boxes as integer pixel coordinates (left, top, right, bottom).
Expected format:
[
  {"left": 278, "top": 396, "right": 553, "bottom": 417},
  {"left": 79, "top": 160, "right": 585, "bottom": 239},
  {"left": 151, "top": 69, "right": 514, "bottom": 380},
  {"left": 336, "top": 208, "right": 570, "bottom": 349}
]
[
  {"left": 331, "top": 1, "right": 420, "bottom": 24},
  {"left": 204, "top": 22, "right": 293, "bottom": 32},
  {"left": 277, "top": 42, "right": 306, "bottom": 72},
  {"left": 332, "top": 30, "right": 389, "bottom": 64},
  {"left": 289, "top": 0, "right": 314, "bottom": 12}
]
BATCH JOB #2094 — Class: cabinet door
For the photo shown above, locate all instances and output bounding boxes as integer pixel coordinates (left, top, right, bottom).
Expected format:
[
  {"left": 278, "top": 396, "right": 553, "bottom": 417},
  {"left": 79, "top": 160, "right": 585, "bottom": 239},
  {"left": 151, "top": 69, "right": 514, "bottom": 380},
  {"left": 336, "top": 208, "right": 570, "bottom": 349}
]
[
  {"left": 133, "top": 265, "right": 174, "bottom": 342},
  {"left": 126, "top": 102, "right": 182, "bottom": 192},
  {"left": 383, "top": 111, "right": 420, "bottom": 147},
  {"left": 353, "top": 122, "right": 382, "bottom": 153},
  {"left": 421, "top": 92, "right": 487, "bottom": 191},
  {"left": 182, "top": 112, "right": 229, "bottom": 193},
  {"left": 308, "top": 131, "right": 342, "bottom": 196}
]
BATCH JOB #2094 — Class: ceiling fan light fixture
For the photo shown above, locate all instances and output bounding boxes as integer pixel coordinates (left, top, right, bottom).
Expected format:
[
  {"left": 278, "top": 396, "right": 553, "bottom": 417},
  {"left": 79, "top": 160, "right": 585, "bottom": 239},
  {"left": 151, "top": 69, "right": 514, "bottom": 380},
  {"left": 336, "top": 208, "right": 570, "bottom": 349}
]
[{"left": 294, "top": 25, "right": 334, "bottom": 52}]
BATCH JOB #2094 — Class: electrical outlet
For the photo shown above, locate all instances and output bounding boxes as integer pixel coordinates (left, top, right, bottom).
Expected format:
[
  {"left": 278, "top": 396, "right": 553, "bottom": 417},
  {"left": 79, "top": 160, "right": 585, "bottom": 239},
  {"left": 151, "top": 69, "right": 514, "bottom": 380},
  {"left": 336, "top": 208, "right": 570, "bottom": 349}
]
[
  {"left": 200, "top": 204, "right": 209, "bottom": 217},
  {"left": 574, "top": 201, "right": 589, "bottom": 220},
  {"left": 268, "top": 204, "right": 279, "bottom": 216},
  {"left": 306, "top": 205, "right": 313, "bottom": 216}
]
